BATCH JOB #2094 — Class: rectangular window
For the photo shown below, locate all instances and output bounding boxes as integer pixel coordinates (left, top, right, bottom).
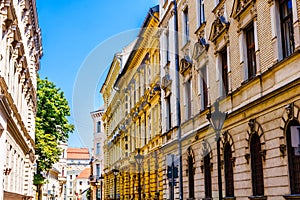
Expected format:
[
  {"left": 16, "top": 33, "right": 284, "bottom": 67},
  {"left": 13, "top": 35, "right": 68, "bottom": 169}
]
[
  {"left": 246, "top": 23, "right": 256, "bottom": 79},
  {"left": 79, "top": 181, "right": 82, "bottom": 186},
  {"left": 200, "top": 66, "right": 208, "bottom": 110},
  {"left": 185, "top": 79, "right": 192, "bottom": 120},
  {"left": 280, "top": 0, "right": 294, "bottom": 58},
  {"left": 96, "top": 164, "right": 100, "bottom": 178},
  {"left": 96, "top": 121, "right": 101, "bottom": 133},
  {"left": 96, "top": 143, "right": 101, "bottom": 155},
  {"left": 148, "top": 114, "right": 151, "bottom": 139},
  {"left": 198, "top": 0, "right": 205, "bottom": 26},
  {"left": 165, "top": 30, "right": 170, "bottom": 63},
  {"left": 166, "top": 95, "right": 171, "bottom": 130},
  {"left": 220, "top": 48, "right": 229, "bottom": 96},
  {"left": 183, "top": 8, "right": 189, "bottom": 44}
]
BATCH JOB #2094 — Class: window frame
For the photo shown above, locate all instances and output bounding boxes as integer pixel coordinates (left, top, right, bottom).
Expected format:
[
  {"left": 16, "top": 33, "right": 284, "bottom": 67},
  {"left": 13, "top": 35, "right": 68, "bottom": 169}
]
[
  {"left": 188, "top": 151, "right": 195, "bottom": 198},
  {"left": 280, "top": 0, "right": 294, "bottom": 58},
  {"left": 96, "top": 143, "right": 101, "bottom": 155},
  {"left": 224, "top": 142, "right": 234, "bottom": 197},
  {"left": 96, "top": 121, "right": 102, "bottom": 133},
  {"left": 166, "top": 30, "right": 170, "bottom": 63},
  {"left": 199, "top": 66, "right": 208, "bottom": 110},
  {"left": 220, "top": 48, "right": 229, "bottom": 96},
  {"left": 204, "top": 154, "right": 212, "bottom": 198},
  {"left": 165, "top": 95, "right": 172, "bottom": 130},
  {"left": 185, "top": 78, "right": 192, "bottom": 120},
  {"left": 250, "top": 133, "right": 264, "bottom": 196},
  {"left": 245, "top": 23, "right": 257, "bottom": 79},
  {"left": 182, "top": 7, "right": 190, "bottom": 45},
  {"left": 197, "top": 0, "right": 206, "bottom": 27},
  {"left": 286, "top": 120, "right": 300, "bottom": 194}
]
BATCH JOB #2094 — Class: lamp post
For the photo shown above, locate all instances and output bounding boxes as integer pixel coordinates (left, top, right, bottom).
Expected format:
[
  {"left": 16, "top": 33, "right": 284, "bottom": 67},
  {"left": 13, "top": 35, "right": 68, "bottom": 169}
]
[
  {"left": 206, "top": 100, "right": 226, "bottom": 200},
  {"left": 172, "top": 0, "right": 184, "bottom": 199},
  {"left": 52, "top": 184, "right": 55, "bottom": 200},
  {"left": 134, "top": 148, "right": 144, "bottom": 200},
  {"left": 99, "top": 175, "right": 104, "bottom": 200},
  {"left": 112, "top": 169, "right": 119, "bottom": 200}
]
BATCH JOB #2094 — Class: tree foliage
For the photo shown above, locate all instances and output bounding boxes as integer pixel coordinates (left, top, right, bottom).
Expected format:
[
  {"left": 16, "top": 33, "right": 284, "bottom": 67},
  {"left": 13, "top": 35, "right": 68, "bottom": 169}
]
[{"left": 35, "top": 77, "right": 74, "bottom": 183}]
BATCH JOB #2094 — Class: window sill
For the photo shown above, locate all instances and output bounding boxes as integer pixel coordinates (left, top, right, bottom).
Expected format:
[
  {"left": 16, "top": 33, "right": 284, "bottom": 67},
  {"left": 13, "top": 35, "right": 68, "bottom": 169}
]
[
  {"left": 181, "top": 40, "right": 191, "bottom": 51},
  {"left": 241, "top": 75, "right": 259, "bottom": 86},
  {"left": 248, "top": 196, "right": 267, "bottom": 200},
  {"left": 195, "top": 22, "right": 207, "bottom": 35},
  {"left": 212, "top": 0, "right": 226, "bottom": 14},
  {"left": 283, "top": 195, "right": 300, "bottom": 200}
]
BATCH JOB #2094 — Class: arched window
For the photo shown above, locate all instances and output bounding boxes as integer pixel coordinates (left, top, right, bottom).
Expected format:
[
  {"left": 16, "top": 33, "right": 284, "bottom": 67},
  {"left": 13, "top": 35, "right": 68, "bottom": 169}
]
[
  {"left": 224, "top": 143, "right": 234, "bottom": 197},
  {"left": 188, "top": 149, "right": 194, "bottom": 198},
  {"left": 204, "top": 154, "right": 212, "bottom": 198},
  {"left": 286, "top": 120, "right": 300, "bottom": 194},
  {"left": 250, "top": 133, "right": 264, "bottom": 196}
]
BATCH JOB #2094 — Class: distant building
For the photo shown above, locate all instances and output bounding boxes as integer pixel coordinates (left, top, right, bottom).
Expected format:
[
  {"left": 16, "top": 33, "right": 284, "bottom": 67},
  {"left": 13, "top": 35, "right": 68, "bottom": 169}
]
[
  {"left": 42, "top": 142, "right": 67, "bottom": 200},
  {"left": 73, "top": 168, "right": 90, "bottom": 200},
  {"left": 65, "top": 148, "right": 90, "bottom": 200},
  {"left": 90, "top": 107, "right": 105, "bottom": 199},
  {"left": 0, "top": 0, "right": 42, "bottom": 199}
]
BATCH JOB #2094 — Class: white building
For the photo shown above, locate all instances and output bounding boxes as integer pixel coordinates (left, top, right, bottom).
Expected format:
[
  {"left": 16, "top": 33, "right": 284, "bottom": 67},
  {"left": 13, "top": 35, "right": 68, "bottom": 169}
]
[
  {"left": 0, "top": 0, "right": 42, "bottom": 199},
  {"left": 65, "top": 148, "right": 90, "bottom": 200},
  {"left": 73, "top": 168, "right": 90, "bottom": 200},
  {"left": 42, "top": 143, "right": 67, "bottom": 200},
  {"left": 90, "top": 107, "right": 105, "bottom": 179}
]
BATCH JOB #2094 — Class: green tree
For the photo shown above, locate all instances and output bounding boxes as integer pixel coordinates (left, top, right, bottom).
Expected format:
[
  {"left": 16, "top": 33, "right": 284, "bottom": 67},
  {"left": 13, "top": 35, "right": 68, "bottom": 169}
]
[{"left": 35, "top": 77, "right": 74, "bottom": 199}]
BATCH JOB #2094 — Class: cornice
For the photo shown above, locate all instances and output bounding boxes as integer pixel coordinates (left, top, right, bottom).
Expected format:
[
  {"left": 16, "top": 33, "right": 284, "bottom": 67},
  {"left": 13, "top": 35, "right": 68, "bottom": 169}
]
[{"left": 0, "top": 77, "right": 34, "bottom": 147}]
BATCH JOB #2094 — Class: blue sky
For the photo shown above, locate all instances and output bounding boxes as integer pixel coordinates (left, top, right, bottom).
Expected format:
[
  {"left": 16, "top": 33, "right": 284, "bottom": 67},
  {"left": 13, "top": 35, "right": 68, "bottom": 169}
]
[{"left": 36, "top": 0, "right": 159, "bottom": 148}]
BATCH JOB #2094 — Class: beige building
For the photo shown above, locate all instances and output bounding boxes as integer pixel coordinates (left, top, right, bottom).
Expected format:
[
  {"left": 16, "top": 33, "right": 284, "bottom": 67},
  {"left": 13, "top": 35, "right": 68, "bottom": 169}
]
[
  {"left": 0, "top": 0, "right": 42, "bottom": 199},
  {"left": 159, "top": 0, "right": 300, "bottom": 199}
]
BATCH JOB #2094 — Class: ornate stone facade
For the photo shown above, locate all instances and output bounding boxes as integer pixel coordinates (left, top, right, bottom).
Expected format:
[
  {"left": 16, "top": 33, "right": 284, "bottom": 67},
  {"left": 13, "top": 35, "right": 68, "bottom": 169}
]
[
  {"left": 0, "top": 0, "right": 42, "bottom": 199},
  {"left": 101, "top": 6, "right": 162, "bottom": 200},
  {"left": 159, "top": 0, "right": 300, "bottom": 199}
]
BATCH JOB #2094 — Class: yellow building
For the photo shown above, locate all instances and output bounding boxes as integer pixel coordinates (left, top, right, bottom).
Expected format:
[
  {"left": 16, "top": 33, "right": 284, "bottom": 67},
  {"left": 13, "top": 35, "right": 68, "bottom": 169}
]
[
  {"left": 101, "top": 5, "right": 162, "bottom": 200},
  {"left": 102, "top": 0, "right": 300, "bottom": 199}
]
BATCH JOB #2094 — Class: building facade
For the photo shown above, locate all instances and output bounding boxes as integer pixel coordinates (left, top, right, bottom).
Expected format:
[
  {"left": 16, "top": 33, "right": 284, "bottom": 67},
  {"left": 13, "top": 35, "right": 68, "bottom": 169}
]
[
  {"left": 101, "top": 5, "right": 163, "bottom": 200},
  {"left": 90, "top": 107, "right": 106, "bottom": 200},
  {"left": 0, "top": 0, "right": 42, "bottom": 199},
  {"left": 42, "top": 142, "right": 67, "bottom": 200},
  {"left": 73, "top": 167, "right": 90, "bottom": 200},
  {"left": 65, "top": 148, "right": 90, "bottom": 200},
  {"left": 101, "top": 0, "right": 300, "bottom": 199},
  {"left": 159, "top": 0, "right": 300, "bottom": 199}
]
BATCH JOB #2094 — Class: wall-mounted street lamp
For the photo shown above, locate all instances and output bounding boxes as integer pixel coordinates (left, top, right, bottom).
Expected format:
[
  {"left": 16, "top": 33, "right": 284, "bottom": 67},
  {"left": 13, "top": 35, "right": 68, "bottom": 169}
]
[
  {"left": 207, "top": 100, "right": 226, "bottom": 200},
  {"left": 134, "top": 148, "right": 144, "bottom": 200},
  {"left": 112, "top": 169, "right": 119, "bottom": 200}
]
